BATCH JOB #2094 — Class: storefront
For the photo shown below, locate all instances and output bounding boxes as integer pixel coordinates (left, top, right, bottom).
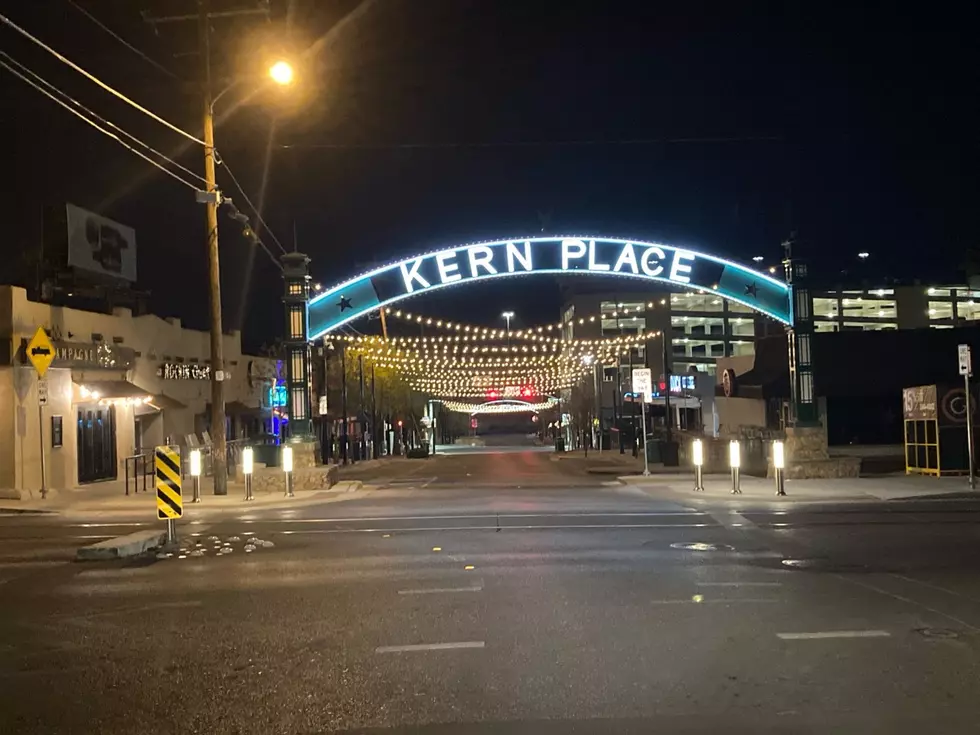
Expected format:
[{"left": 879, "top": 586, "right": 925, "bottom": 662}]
[{"left": 0, "top": 285, "right": 277, "bottom": 494}]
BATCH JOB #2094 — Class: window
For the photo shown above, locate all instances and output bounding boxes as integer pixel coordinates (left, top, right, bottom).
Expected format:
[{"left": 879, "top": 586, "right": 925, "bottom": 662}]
[
  {"left": 928, "top": 301, "right": 954, "bottom": 320},
  {"left": 288, "top": 282, "right": 303, "bottom": 295},
  {"left": 290, "top": 351, "right": 306, "bottom": 380},
  {"left": 289, "top": 305, "right": 305, "bottom": 338},
  {"left": 958, "top": 299, "right": 980, "bottom": 322},
  {"left": 842, "top": 322, "right": 897, "bottom": 331},
  {"left": 290, "top": 387, "right": 307, "bottom": 420},
  {"left": 814, "top": 322, "right": 838, "bottom": 333},
  {"left": 670, "top": 292, "right": 724, "bottom": 312},
  {"left": 51, "top": 416, "right": 63, "bottom": 448},
  {"left": 813, "top": 297, "right": 840, "bottom": 319}
]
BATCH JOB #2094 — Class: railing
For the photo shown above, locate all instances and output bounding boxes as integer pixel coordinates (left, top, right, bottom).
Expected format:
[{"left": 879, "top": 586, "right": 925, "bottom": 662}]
[{"left": 123, "top": 453, "right": 153, "bottom": 495}]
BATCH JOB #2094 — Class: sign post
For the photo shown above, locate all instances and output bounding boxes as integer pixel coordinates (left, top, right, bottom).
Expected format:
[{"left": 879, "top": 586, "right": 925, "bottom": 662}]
[
  {"left": 632, "top": 368, "right": 652, "bottom": 477},
  {"left": 26, "top": 327, "right": 54, "bottom": 499},
  {"left": 958, "top": 344, "right": 975, "bottom": 490},
  {"left": 155, "top": 445, "right": 183, "bottom": 545}
]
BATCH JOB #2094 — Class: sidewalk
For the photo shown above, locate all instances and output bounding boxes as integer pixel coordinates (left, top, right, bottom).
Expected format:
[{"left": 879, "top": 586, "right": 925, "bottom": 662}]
[
  {"left": 0, "top": 476, "right": 368, "bottom": 519},
  {"left": 618, "top": 472, "right": 980, "bottom": 503}
]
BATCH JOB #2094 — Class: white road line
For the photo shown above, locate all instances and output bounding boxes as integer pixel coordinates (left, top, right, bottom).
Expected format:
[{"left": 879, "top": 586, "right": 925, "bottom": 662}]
[
  {"left": 397, "top": 585, "right": 483, "bottom": 595},
  {"left": 777, "top": 630, "right": 891, "bottom": 640},
  {"left": 697, "top": 582, "right": 783, "bottom": 587},
  {"left": 281, "top": 523, "right": 716, "bottom": 534},
  {"left": 836, "top": 575, "right": 980, "bottom": 633},
  {"left": 376, "top": 641, "right": 485, "bottom": 653},
  {"left": 650, "top": 599, "right": 782, "bottom": 604},
  {"left": 260, "top": 512, "right": 707, "bottom": 523}
]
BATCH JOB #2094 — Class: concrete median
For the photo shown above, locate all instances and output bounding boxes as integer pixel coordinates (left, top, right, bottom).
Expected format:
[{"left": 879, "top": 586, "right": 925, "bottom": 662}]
[{"left": 76, "top": 530, "right": 168, "bottom": 561}]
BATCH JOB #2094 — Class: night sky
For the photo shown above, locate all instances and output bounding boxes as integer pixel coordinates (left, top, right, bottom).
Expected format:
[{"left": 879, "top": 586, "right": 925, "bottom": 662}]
[{"left": 2, "top": 1, "right": 976, "bottom": 349}]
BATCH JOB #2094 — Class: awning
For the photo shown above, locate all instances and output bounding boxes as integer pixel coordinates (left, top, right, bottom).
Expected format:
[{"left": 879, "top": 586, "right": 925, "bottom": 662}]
[
  {"left": 76, "top": 380, "right": 153, "bottom": 402},
  {"left": 147, "top": 394, "right": 186, "bottom": 411}
]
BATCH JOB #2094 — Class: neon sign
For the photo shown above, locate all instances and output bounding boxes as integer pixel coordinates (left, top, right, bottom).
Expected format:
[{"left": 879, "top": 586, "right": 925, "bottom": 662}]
[
  {"left": 308, "top": 236, "right": 792, "bottom": 338},
  {"left": 269, "top": 382, "right": 288, "bottom": 409}
]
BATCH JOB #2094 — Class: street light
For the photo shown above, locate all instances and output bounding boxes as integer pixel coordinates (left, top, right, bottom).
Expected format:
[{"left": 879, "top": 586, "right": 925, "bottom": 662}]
[
  {"left": 857, "top": 251, "right": 870, "bottom": 260},
  {"left": 501, "top": 311, "right": 515, "bottom": 347},
  {"left": 269, "top": 60, "right": 294, "bottom": 86}
]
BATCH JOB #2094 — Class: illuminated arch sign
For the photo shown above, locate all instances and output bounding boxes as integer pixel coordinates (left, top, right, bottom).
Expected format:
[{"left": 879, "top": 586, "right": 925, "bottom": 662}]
[{"left": 308, "top": 237, "right": 791, "bottom": 339}]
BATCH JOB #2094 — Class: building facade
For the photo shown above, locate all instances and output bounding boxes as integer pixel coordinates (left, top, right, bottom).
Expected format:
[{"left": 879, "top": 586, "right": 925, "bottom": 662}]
[
  {"left": 0, "top": 286, "right": 279, "bottom": 494},
  {"left": 559, "top": 279, "right": 980, "bottom": 445}
]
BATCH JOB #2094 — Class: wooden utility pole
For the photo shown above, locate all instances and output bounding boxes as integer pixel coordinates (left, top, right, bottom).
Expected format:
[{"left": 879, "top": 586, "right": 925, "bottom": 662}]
[{"left": 143, "top": 0, "right": 271, "bottom": 494}]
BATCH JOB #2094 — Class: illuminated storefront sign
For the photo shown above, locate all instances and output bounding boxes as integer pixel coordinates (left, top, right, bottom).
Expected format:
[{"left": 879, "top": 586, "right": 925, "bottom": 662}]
[
  {"left": 160, "top": 363, "right": 210, "bottom": 380},
  {"left": 308, "top": 237, "right": 792, "bottom": 338},
  {"left": 269, "top": 382, "right": 288, "bottom": 409}
]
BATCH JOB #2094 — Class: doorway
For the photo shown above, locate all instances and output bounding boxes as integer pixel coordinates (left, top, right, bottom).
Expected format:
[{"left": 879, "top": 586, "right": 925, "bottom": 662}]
[{"left": 77, "top": 404, "right": 117, "bottom": 483}]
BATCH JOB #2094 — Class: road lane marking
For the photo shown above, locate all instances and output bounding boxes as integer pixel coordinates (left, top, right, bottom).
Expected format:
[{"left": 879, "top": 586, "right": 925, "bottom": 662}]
[
  {"left": 777, "top": 630, "right": 891, "bottom": 640},
  {"left": 836, "top": 575, "right": 980, "bottom": 633},
  {"left": 397, "top": 585, "right": 483, "bottom": 595},
  {"left": 376, "top": 641, "right": 485, "bottom": 653},
  {"left": 280, "top": 523, "right": 716, "bottom": 534},
  {"left": 649, "top": 599, "right": 781, "bottom": 604},
  {"left": 260, "top": 512, "right": 708, "bottom": 523},
  {"left": 697, "top": 582, "right": 783, "bottom": 587}
]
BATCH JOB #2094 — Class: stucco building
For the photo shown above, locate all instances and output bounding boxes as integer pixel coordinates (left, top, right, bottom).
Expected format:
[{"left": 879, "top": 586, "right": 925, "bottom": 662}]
[{"left": 0, "top": 285, "right": 279, "bottom": 494}]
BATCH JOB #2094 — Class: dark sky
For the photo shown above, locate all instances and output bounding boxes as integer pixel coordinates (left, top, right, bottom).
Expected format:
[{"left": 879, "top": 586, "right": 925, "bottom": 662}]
[{"left": 2, "top": 1, "right": 977, "bottom": 349}]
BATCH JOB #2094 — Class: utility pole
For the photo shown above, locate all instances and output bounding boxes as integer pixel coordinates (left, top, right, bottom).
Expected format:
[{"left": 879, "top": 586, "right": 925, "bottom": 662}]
[
  {"left": 199, "top": 0, "right": 227, "bottom": 495},
  {"left": 144, "top": 1, "right": 275, "bottom": 495}
]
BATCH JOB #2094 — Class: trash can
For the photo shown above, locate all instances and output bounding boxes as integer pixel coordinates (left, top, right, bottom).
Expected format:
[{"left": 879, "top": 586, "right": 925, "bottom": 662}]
[
  {"left": 645, "top": 437, "right": 661, "bottom": 463},
  {"left": 554, "top": 437, "right": 566, "bottom": 452},
  {"left": 660, "top": 440, "right": 680, "bottom": 467}
]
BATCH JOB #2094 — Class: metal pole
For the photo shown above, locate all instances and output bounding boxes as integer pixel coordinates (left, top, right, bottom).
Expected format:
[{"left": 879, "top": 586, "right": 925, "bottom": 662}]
[
  {"left": 663, "top": 337, "right": 672, "bottom": 445},
  {"left": 193, "top": 476, "right": 201, "bottom": 503},
  {"left": 371, "top": 364, "right": 378, "bottom": 459},
  {"left": 167, "top": 518, "right": 176, "bottom": 545},
  {"left": 285, "top": 471, "right": 293, "bottom": 498},
  {"left": 640, "top": 397, "right": 650, "bottom": 476},
  {"left": 199, "top": 0, "right": 227, "bottom": 495},
  {"left": 775, "top": 466, "right": 786, "bottom": 496},
  {"left": 694, "top": 465, "right": 704, "bottom": 492},
  {"left": 358, "top": 354, "right": 365, "bottom": 460},
  {"left": 341, "top": 344, "right": 348, "bottom": 465},
  {"left": 244, "top": 473, "right": 253, "bottom": 501},
  {"left": 38, "top": 398, "right": 46, "bottom": 500},
  {"left": 966, "top": 371, "right": 975, "bottom": 490},
  {"left": 731, "top": 466, "right": 741, "bottom": 494},
  {"left": 593, "top": 362, "right": 601, "bottom": 453}
]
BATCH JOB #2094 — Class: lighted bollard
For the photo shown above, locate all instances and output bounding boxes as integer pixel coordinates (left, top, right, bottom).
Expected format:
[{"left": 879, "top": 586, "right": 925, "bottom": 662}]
[
  {"left": 729, "top": 440, "right": 742, "bottom": 494},
  {"left": 190, "top": 449, "right": 202, "bottom": 503},
  {"left": 692, "top": 439, "right": 705, "bottom": 492},
  {"left": 283, "top": 445, "right": 294, "bottom": 498},
  {"left": 772, "top": 440, "right": 786, "bottom": 496},
  {"left": 243, "top": 447, "right": 254, "bottom": 501}
]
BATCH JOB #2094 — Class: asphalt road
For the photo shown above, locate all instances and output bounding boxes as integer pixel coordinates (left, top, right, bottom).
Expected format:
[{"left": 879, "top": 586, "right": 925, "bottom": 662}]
[{"left": 3, "top": 447, "right": 980, "bottom": 733}]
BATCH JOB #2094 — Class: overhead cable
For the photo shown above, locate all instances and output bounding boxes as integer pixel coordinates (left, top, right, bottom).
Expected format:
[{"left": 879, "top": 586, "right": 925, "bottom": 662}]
[
  {"left": 0, "top": 50, "right": 206, "bottom": 186},
  {"left": 64, "top": 0, "right": 181, "bottom": 81},
  {"left": 0, "top": 11, "right": 205, "bottom": 146},
  {"left": 0, "top": 55, "right": 201, "bottom": 192},
  {"left": 219, "top": 160, "right": 288, "bottom": 255}
]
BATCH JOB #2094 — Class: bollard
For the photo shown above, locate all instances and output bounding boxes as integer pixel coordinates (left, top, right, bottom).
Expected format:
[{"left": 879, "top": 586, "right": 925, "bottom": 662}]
[
  {"left": 190, "top": 449, "right": 202, "bottom": 503},
  {"left": 243, "top": 447, "right": 254, "bottom": 501},
  {"left": 772, "top": 440, "right": 786, "bottom": 496},
  {"left": 283, "top": 445, "right": 294, "bottom": 498},
  {"left": 729, "top": 440, "right": 742, "bottom": 494},
  {"left": 692, "top": 438, "right": 705, "bottom": 492}
]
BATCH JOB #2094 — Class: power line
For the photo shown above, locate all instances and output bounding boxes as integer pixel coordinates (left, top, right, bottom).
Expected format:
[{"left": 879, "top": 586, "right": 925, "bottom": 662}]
[
  {"left": 0, "top": 55, "right": 201, "bottom": 192},
  {"left": 218, "top": 159, "right": 288, "bottom": 255},
  {"left": 0, "top": 11, "right": 205, "bottom": 146},
  {"left": 220, "top": 199, "right": 284, "bottom": 271},
  {"left": 65, "top": 0, "right": 181, "bottom": 82},
  {"left": 0, "top": 50, "right": 206, "bottom": 186}
]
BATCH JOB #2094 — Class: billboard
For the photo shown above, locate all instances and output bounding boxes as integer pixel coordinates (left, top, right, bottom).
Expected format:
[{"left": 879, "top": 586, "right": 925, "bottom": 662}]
[{"left": 65, "top": 203, "right": 137, "bottom": 282}]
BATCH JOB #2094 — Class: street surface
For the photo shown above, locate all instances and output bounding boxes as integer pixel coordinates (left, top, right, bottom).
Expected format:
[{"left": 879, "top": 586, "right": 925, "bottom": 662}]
[{"left": 3, "top": 441, "right": 980, "bottom": 733}]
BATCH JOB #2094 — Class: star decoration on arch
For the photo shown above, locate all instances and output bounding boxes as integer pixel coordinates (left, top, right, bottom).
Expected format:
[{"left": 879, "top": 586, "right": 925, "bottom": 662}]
[
  {"left": 337, "top": 295, "right": 353, "bottom": 312},
  {"left": 744, "top": 282, "right": 758, "bottom": 298}
]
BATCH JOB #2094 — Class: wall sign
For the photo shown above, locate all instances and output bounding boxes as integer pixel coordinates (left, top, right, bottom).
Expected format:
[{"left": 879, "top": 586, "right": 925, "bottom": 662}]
[
  {"left": 903, "top": 385, "right": 938, "bottom": 420},
  {"left": 308, "top": 236, "right": 793, "bottom": 338},
  {"left": 160, "top": 363, "right": 211, "bottom": 380}
]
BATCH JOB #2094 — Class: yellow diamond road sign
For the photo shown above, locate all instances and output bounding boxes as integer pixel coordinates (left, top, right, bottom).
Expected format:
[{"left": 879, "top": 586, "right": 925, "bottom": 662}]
[
  {"left": 155, "top": 445, "right": 183, "bottom": 520},
  {"left": 26, "top": 327, "right": 54, "bottom": 377}
]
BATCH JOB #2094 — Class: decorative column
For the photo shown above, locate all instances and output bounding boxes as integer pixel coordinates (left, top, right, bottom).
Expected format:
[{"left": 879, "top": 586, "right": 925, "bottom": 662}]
[
  {"left": 282, "top": 252, "right": 313, "bottom": 440},
  {"left": 783, "top": 246, "right": 817, "bottom": 426}
]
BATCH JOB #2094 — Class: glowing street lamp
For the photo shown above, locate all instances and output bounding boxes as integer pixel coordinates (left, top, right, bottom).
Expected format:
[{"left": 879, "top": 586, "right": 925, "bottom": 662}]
[{"left": 269, "top": 60, "right": 294, "bottom": 86}]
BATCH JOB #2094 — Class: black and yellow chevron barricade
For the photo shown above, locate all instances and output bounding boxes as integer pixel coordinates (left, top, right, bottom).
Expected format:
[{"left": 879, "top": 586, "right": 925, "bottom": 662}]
[{"left": 155, "top": 446, "right": 183, "bottom": 520}]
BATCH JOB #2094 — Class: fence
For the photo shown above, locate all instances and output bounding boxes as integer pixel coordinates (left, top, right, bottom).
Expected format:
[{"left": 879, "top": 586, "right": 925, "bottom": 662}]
[{"left": 123, "top": 453, "right": 153, "bottom": 495}]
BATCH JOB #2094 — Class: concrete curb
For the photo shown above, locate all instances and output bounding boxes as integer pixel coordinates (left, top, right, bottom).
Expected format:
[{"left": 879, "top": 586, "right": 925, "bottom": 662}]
[{"left": 76, "top": 530, "right": 167, "bottom": 561}]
